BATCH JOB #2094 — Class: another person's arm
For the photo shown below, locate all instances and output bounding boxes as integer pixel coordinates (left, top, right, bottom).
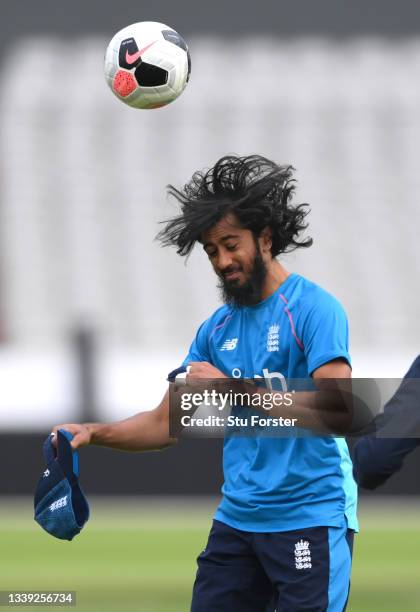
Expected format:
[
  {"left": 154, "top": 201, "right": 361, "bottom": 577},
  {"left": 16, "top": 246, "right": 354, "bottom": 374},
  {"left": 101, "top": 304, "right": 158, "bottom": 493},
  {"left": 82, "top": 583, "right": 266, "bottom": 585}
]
[{"left": 352, "top": 356, "right": 420, "bottom": 489}]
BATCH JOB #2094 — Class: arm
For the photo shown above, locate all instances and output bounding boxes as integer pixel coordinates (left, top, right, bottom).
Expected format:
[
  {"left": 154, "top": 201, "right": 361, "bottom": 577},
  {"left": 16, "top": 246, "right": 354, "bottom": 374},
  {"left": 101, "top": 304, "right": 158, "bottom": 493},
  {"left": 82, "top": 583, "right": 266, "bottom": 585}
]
[
  {"left": 53, "top": 389, "right": 176, "bottom": 451},
  {"left": 185, "top": 359, "right": 353, "bottom": 434},
  {"left": 353, "top": 436, "right": 419, "bottom": 490},
  {"left": 56, "top": 316, "right": 215, "bottom": 451},
  {"left": 353, "top": 356, "right": 420, "bottom": 489}
]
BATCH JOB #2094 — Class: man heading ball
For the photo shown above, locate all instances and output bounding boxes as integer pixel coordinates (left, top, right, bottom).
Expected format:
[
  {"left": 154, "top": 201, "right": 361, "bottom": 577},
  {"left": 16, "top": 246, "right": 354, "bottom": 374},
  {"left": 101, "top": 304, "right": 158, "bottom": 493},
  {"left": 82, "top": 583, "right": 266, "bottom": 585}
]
[{"left": 53, "top": 155, "right": 357, "bottom": 611}]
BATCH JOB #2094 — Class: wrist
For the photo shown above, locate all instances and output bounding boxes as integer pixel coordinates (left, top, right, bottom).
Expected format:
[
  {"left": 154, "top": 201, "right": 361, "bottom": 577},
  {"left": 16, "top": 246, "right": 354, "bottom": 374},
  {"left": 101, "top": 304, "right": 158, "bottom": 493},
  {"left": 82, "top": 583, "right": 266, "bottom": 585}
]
[{"left": 84, "top": 422, "right": 106, "bottom": 446}]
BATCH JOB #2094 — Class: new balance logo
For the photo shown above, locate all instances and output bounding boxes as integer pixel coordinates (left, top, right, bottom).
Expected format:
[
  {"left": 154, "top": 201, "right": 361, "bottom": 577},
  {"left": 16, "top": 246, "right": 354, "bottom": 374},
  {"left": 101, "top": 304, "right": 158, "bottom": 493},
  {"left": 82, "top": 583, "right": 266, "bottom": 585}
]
[
  {"left": 294, "top": 539, "right": 312, "bottom": 569},
  {"left": 49, "top": 495, "right": 68, "bottom": 512},
  {"left": 267, "top": 324, "right": 279, "bottom": 352},
  {"left": 220, "top": 338, "right": 238, "bottom": 351}
]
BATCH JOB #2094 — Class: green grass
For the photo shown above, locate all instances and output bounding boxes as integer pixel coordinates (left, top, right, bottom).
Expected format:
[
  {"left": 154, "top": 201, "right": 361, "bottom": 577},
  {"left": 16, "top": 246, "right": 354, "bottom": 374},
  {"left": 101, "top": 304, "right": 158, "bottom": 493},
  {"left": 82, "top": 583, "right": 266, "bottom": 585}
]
[{"left": 0, "top": 498, "right": 419, "bottom": 611}]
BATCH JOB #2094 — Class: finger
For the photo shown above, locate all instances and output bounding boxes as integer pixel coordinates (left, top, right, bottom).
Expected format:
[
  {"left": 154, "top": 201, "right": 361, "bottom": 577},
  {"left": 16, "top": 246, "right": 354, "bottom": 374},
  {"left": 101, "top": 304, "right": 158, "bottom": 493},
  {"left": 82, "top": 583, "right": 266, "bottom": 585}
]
[
  {"left": 186, "top": 364, "right": 198, "bottom": 379},
  {"left": 50, "top": 425, "right": 65, "bottom": 447},
  {"left": 50, "top": 425, "right": 84, "bottom": 449},
  {"left": 70, "top": 431, "right": 88, "bottom": 449}
]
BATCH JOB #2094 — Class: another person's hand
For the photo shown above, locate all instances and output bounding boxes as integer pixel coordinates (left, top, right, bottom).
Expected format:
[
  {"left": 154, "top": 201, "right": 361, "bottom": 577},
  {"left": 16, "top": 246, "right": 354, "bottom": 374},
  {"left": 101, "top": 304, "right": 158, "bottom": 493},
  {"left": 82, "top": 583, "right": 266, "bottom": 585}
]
[{"left": 51, "top": 424, "right": 92, "bottom": 449}]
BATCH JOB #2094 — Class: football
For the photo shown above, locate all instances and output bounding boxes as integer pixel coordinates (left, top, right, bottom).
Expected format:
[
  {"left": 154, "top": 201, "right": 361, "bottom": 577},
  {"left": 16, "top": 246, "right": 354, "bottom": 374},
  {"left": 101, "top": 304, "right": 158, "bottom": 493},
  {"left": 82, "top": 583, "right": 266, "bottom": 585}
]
[{"left": 104, "top": 21, "right": 191, "bottom": 109}]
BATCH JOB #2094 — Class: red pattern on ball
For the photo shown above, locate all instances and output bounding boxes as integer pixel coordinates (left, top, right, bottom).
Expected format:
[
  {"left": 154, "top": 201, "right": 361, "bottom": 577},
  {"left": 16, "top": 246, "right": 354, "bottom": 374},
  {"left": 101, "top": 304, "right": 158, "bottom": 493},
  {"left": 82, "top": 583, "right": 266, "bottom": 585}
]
[{"left": 113, "top": 70, "right": 137, "bottom": 97}]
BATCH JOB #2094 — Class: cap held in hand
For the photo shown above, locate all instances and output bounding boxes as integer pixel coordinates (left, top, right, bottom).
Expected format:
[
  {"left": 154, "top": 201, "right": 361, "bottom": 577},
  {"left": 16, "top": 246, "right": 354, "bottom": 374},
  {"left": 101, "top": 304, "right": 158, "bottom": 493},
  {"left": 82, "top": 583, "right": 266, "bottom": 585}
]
[{"left": 34, "top": 429, "right": 90, "bottom": 541}]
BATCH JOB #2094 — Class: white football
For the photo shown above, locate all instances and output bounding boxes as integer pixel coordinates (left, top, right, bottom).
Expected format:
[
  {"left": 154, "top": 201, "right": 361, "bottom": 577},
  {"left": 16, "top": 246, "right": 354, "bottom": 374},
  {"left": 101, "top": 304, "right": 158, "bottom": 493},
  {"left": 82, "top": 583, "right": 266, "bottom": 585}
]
[{"left": 104, "top": 21, "right": 191, "bottom": 109}]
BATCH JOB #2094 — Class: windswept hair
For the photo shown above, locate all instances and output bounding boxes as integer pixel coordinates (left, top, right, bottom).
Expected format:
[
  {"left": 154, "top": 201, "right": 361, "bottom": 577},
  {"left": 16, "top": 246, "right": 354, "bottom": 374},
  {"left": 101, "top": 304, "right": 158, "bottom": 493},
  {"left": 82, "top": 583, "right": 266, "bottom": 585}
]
[{"left": 156, "top": 154, "right": 313, "bottom": 257}]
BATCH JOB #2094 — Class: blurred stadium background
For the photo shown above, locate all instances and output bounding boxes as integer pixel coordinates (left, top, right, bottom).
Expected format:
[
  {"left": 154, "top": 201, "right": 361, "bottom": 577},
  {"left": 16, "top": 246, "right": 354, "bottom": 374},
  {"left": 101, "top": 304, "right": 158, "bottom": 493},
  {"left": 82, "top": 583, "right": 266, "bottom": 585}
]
[{"left": 0, "top": 1, "right": 419, "bottom": 610}]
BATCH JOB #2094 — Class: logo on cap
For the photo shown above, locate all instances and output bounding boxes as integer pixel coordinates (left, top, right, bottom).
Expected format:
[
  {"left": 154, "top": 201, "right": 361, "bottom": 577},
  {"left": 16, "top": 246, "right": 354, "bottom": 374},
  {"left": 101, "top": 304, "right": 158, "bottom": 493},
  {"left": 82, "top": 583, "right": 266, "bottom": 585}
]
[{"left": 49, "top": 495, "right": 68, "bottom": 513}]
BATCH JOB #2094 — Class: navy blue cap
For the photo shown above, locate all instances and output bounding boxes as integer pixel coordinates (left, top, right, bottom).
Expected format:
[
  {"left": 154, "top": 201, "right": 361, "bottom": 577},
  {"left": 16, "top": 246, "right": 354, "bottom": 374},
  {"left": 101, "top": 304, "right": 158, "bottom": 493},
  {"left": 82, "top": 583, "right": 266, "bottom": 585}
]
[
  {"left": 167, "top": 365, "right": 187, "bottom": 382},
  {"left": 34, "top": 429, "right": 90, "bottom": 541}
]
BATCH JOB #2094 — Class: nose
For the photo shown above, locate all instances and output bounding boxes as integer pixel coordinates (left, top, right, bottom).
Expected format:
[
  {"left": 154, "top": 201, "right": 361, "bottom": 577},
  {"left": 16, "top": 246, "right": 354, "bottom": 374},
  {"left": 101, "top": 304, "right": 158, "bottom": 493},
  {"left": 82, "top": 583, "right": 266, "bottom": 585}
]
[{"left": 215, "top": 249, "right": 234, "bottom": 272}]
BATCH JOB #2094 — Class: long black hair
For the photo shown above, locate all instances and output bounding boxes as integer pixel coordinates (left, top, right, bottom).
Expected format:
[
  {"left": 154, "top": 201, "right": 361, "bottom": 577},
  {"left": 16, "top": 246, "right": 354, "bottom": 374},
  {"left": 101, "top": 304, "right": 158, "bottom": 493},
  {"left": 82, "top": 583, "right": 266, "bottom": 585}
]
[{"left": 157, "top": 154, "right": 313, "bottom": 257}]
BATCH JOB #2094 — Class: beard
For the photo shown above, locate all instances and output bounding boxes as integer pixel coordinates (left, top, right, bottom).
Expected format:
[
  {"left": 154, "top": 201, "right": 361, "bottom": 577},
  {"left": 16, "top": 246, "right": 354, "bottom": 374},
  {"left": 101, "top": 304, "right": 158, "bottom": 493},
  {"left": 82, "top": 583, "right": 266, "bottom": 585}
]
[{"left": 218, "top": 248, "right": 268, "bottom": 307}]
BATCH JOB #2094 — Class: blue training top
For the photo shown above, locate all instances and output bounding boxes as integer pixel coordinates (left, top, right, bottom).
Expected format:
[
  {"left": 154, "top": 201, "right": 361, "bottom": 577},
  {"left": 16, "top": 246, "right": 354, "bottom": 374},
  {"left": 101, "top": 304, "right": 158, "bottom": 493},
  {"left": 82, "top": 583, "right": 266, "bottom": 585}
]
[{"left": 182, "top": 273, "right": 358, "bottom": 532}]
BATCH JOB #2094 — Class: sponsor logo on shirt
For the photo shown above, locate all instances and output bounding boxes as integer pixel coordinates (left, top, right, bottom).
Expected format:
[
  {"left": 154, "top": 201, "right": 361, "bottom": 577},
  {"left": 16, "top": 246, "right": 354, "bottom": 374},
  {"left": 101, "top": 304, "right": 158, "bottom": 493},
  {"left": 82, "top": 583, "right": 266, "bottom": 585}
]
[
  {"left": 231, "top": 367, "right": 288, "bottom": 391},
  {"left": 220, "top": 338, "right": 238, "bottom": 351},
  {"left": 294, "top": 539, "right": 312, "bottom": 569}
]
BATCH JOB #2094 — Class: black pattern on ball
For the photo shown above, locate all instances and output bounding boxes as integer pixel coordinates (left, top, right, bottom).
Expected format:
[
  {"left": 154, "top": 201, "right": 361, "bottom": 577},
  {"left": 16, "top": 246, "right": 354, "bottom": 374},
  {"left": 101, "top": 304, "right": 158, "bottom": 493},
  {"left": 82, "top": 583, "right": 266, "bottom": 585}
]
[
  {"left": 134, "top": 62, "right": 169, "bottom": 87},
  {"left": 162, "top": 30, "right": 188, "bottom": 52},
  {"left": 119, "top": 37, "right": 142, "bottom": 69}
]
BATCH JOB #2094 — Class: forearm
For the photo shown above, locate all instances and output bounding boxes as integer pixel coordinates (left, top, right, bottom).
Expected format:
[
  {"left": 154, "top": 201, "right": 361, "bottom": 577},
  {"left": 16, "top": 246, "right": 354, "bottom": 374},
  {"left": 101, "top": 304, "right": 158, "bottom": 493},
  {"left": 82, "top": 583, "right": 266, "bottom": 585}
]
[
  {"left": 272, "top": 388, "right": 352, "bottom": 434},
  {"left": 86, "top": 407, "right": 176, "bottom": 452},
  {"left": 182, "top": 360, "right": 355, "bottom": 435},
  {"left": 229, "top": 381, "right": 353, "bottom": 434}
]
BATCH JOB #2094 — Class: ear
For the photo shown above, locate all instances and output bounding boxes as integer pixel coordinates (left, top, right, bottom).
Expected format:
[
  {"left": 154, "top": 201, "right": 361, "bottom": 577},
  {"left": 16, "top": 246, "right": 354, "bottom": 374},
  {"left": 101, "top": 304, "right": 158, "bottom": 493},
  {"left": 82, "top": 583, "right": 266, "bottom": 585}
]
[{"left": 259, "top": 227, "right": 272, "bottom": 254}]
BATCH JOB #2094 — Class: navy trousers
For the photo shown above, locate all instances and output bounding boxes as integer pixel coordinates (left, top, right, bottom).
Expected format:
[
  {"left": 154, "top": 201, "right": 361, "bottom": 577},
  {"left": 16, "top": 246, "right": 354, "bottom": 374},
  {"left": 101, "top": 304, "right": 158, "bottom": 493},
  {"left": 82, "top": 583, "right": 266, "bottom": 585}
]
[{"left": 191, "top": 519, "right": 354, "bottom": 612}]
